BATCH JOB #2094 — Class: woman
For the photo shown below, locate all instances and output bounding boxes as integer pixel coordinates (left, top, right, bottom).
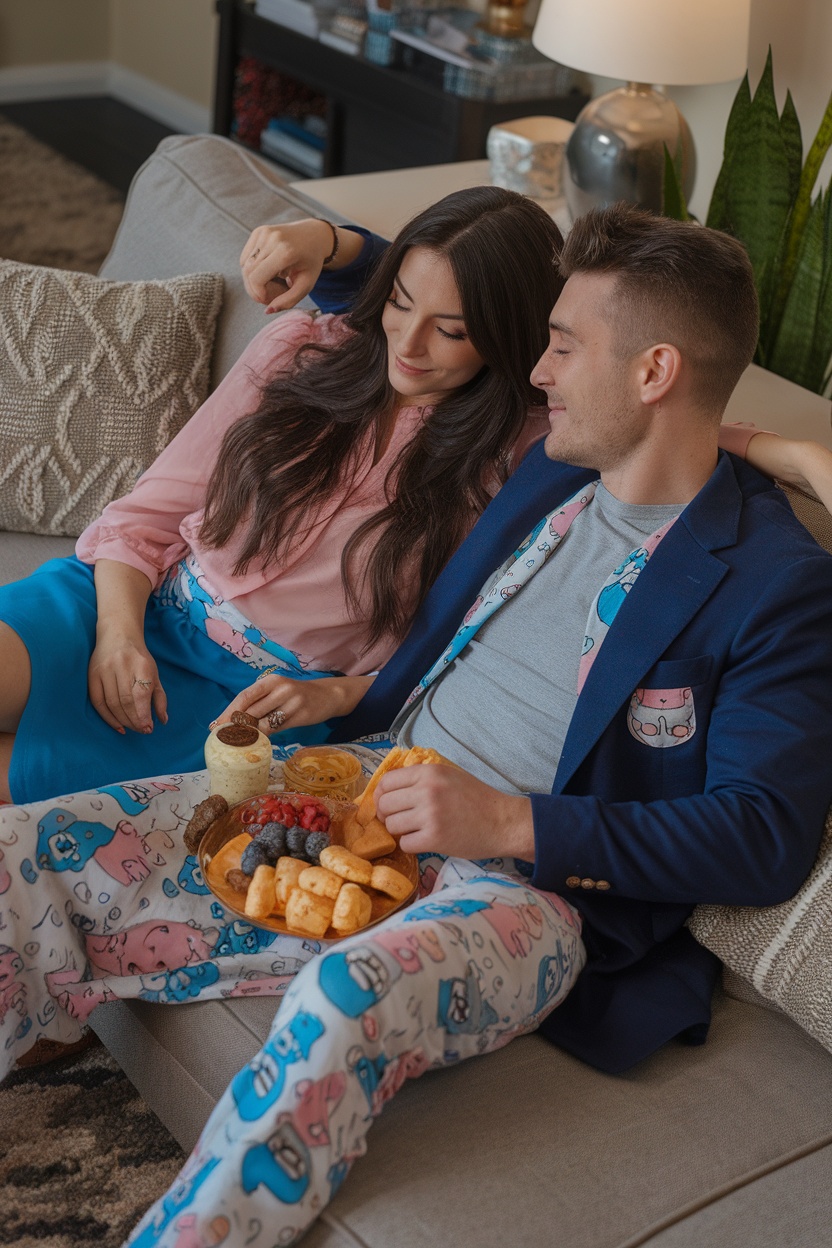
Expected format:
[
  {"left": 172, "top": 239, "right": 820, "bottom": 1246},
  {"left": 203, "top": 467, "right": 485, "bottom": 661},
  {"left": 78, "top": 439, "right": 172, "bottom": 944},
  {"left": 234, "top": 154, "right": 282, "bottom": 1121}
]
[{"left": 0, "top": 187, "right": 565, "bottom": 805}]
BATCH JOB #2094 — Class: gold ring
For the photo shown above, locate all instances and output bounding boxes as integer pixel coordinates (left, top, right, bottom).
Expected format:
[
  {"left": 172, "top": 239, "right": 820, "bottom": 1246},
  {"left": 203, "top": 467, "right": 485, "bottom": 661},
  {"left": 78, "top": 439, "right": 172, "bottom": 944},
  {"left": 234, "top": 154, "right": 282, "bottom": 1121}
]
[
  {"left": 268, "top": 708, "right": 287, "bottom": 730},
  {"left": 132, "top": 677, "right": 153, "bottom": 690}
]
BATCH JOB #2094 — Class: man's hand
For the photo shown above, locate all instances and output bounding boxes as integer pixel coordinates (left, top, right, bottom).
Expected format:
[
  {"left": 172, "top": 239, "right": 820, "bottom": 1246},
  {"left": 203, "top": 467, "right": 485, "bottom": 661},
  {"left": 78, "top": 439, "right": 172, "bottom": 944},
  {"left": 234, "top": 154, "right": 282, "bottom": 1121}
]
[{"left": 374, "top": 764, "right": 535, "bottom": 861}]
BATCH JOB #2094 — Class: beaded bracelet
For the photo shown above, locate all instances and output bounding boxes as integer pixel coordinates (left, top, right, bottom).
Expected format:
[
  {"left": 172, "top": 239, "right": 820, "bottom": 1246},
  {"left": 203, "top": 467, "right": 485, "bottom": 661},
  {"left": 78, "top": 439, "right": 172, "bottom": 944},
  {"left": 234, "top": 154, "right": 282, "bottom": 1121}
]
[{"left": 317, "top": 219, "right": 340, "bottom": 267}]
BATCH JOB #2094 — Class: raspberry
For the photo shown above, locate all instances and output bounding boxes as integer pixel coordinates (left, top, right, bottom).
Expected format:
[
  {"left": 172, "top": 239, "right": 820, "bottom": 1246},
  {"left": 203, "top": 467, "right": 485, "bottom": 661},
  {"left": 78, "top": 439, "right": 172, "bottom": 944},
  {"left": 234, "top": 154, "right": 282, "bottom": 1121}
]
[
  {"left": 247, "top": 823, "right": 263, "bottom": 838},
  {"left": 299, "top": 805, "right": 318, "bottom": 830},
  {"left": 279, "top": 802, "right": 297, "bottom": 829},
  {"left": 308, "top": 814, "right": 329, "bottom": 834},
  {"left": 241, "top": 840, "right": 269, "bottom": 876},
  {"left": 304, "top": 831, "right": 331, "bottom": 864}
]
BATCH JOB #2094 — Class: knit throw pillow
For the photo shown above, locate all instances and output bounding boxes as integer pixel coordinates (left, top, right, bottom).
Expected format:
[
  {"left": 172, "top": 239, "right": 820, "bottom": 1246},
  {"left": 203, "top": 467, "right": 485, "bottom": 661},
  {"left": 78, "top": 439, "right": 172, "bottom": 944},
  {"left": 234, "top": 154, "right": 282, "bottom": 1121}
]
[
  {"left": 688, "top": 809, "right": 832, "bottom": 1055},
  {"left": 0, "top": 259, "right": 224, "bottom": 537}
]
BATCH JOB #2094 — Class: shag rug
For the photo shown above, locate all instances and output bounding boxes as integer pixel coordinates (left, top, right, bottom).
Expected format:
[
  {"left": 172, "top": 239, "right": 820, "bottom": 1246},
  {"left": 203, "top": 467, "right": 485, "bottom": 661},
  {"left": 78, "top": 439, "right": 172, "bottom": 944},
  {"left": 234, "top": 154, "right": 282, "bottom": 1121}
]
[
  {"left": 0, "top": 114, "right": 125, "bottom": 272},
  {"left": 0, "top": 116, "right": 186, "bottom": 1246}
]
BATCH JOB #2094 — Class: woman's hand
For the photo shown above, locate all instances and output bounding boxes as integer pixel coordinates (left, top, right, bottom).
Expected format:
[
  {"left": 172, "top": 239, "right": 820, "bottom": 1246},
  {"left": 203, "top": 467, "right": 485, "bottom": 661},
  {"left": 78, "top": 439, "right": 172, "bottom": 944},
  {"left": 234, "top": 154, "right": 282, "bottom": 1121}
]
[
  {"left": 88, "top": 630, "right": 168, "bottom": 735},
  {"left": 216, "top": 673, "right": 375, "bottom": 735},
  {"left": 240, "top": 220, "right": 365, "bottom": 314},
  {"left": 745, "top": 432, "right": 832, "bottom": 513},
  {"left": 90, "top": 559, "right": 167, "bottom": 734}
]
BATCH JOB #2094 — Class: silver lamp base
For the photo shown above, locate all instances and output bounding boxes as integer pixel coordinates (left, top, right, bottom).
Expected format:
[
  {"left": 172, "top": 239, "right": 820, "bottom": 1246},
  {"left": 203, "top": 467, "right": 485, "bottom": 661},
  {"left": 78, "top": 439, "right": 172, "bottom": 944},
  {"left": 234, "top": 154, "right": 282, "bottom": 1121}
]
[{"left": 564, "top": 83, "right": 695, "bottom": 218}]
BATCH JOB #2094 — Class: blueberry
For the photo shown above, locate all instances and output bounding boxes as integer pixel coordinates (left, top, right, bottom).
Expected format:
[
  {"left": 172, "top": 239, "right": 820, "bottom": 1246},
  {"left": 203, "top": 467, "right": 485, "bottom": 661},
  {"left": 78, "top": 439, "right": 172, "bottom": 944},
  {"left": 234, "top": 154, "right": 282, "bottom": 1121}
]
[
  {"left": 241, "top": 840, "right": 269, "bottom": 877},
  {"left": 304, "top": 831, "right": 331, "bottom": 865},
  {"left": 285, "top": 826, "right": 308, "bottom": 858},
  {"left": 257, "top": 822, "right": 287, "bottom": 863}
]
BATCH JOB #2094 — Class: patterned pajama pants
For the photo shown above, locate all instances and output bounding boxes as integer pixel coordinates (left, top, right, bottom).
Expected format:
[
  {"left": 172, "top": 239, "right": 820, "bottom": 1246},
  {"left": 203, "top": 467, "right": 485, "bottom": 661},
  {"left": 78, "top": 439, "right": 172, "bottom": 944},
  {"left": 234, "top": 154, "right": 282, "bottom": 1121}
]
[
  {"left": 126, "top": 856, "right": 586, "bottom": 1248},
  {"left": 0, "top": 743, "right": 393, "bottom": 1076}
]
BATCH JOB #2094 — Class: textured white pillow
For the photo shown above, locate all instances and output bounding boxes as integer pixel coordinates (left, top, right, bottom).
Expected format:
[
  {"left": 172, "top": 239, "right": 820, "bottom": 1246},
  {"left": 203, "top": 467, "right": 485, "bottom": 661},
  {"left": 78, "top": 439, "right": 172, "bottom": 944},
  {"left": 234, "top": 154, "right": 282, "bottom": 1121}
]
[
  {"left": 0, "top": 259, "right": 224, "bottom": 537},
  {"left": 689, "top": 812, "right": 832, "bottom": 1054}
]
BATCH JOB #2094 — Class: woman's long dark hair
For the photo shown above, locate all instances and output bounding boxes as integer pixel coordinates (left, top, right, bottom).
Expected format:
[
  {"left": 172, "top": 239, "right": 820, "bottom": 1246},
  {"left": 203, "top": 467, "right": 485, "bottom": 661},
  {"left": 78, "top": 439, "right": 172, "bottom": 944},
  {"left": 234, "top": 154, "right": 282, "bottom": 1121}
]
[{"left": 201, "top": 186, "right": 564, "bottom": 648}]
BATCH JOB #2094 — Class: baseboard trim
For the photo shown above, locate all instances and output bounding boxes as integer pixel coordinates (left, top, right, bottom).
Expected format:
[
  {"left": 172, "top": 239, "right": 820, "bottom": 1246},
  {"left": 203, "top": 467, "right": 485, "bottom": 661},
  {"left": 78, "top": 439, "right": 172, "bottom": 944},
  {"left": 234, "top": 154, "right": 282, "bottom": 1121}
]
[
  {"left": 107, "top": 64, "right": 210, "bottom": 135},
  {"left": 0, "top": 61, "right": 109, "bottom": 101},
  {"left": 0, "top": 61, "right": 211, "bottom": 134}
]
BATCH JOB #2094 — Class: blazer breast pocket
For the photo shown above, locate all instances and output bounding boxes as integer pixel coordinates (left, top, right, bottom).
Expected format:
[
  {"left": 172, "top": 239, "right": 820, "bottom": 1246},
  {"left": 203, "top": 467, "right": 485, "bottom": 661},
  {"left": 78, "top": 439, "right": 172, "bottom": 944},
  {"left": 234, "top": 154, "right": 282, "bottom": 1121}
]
[{"left": 627, "top": 656, "right": 713, "bottom": 751}]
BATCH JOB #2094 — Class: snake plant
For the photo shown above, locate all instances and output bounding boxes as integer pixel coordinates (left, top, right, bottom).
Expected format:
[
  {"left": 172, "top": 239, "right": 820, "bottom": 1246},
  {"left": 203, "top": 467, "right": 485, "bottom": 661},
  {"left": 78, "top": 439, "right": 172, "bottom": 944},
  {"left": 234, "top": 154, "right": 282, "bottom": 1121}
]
[{"left": 664, "top": 49, "right": 832, "bottom": 397}]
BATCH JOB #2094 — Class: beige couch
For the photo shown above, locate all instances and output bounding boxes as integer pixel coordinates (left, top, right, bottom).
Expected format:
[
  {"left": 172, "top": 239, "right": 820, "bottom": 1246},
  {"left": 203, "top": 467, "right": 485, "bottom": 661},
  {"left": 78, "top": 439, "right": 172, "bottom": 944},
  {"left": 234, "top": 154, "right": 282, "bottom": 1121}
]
[{"left": 4, "top": 135, "right": 832, "bottom": 1248}]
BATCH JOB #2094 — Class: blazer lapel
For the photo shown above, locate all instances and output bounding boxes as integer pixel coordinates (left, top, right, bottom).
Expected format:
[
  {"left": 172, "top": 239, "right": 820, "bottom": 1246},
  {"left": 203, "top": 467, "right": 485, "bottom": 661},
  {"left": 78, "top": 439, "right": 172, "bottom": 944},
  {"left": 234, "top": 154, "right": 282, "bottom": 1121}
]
[{"left": 553, "top": 453, "right": 743, "bottom": 794}]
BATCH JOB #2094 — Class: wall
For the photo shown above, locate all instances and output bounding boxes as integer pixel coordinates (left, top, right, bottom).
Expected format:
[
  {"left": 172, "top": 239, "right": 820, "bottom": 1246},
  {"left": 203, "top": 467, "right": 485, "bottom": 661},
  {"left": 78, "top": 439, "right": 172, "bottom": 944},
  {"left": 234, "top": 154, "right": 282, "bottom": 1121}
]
[
  {"left": 0, "top": 0, "right": 109, "bottom": 65},
  {"left": 0, "top": 0, "right": 216, "bottom": 130},
  {"left": 109, "top": 0, "right": 216, "bottom": 111}
]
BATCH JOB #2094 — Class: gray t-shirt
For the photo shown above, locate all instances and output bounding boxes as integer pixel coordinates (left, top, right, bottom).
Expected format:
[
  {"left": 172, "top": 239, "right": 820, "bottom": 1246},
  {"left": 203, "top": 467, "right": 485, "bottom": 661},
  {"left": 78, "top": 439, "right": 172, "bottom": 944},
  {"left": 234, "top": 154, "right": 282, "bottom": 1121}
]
[{"left": 395, "top": 484, "right": 680, "bottom": 795}]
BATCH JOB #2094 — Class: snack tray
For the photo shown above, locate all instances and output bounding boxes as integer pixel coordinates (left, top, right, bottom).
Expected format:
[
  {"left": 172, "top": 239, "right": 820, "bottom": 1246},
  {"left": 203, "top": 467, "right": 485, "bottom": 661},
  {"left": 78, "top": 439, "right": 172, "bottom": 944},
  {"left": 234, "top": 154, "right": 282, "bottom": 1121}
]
[{"left": 198, "top": 792, "right": 419, "bottom": 940}]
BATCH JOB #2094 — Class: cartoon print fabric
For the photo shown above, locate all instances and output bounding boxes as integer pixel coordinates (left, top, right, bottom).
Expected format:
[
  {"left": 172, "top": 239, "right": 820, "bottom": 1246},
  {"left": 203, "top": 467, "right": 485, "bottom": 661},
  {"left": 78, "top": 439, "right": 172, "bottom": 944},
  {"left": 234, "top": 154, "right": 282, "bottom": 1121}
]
[
  {"left": 0, "top": 743, "right": 392, "bottom": 1073},
  {"left": 127, "top": 857, "right": 585, "bottom": 1248},
  {"left": 158, "top": 554, "right": 337, "bottom": 680},
  {"left": 405, "top": 483, "right": 679, "bottom": 707}
]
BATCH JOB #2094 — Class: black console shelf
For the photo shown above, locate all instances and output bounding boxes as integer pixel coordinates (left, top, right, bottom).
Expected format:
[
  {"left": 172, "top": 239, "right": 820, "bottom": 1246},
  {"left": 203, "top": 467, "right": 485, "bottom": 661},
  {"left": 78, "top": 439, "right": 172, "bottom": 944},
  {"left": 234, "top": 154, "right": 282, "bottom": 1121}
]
[{"left": 214, "top": 0, "right": 586, "bottom": 176}]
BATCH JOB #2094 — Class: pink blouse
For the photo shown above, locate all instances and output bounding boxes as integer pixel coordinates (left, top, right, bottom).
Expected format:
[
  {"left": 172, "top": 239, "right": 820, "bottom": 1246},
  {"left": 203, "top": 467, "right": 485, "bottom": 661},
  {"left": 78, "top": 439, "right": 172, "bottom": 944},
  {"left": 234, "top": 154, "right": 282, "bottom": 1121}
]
[{"left": 77, "top": 311, "right": 550, "bottom": 677}]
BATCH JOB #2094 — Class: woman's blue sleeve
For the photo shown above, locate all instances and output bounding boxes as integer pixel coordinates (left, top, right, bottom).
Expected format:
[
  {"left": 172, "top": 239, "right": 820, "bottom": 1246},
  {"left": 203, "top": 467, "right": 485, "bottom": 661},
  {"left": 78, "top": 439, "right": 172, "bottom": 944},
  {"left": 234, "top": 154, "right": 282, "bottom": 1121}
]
[{"left": 310, "top": 227, "right": 390, "bottom": 314}]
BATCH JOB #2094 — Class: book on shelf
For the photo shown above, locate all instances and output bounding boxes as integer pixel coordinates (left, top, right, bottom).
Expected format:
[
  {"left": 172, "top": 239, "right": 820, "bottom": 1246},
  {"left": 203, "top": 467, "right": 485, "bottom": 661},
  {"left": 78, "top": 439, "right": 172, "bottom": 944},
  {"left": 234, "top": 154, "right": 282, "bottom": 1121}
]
[
  {"left": 254, "top": 0, "right": 319, "bottom": 38},
  {"left": 260, "top": 118, "right": 325, "bottom": 177}
]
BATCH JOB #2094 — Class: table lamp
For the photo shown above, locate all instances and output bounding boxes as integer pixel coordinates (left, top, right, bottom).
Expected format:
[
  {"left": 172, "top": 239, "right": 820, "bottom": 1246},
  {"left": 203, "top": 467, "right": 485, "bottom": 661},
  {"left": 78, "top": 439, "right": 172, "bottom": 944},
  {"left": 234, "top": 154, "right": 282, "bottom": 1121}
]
[{"left": 532, "top": 0, "right": 751, "bottom": 216}]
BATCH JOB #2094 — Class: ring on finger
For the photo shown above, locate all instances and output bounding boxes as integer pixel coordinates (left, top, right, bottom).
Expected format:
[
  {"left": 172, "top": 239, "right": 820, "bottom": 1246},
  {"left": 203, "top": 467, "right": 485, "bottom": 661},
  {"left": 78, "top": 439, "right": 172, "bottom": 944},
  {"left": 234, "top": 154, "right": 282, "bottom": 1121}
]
[
  {"left": 132, "top": 677, "right": 153, "bottom": 690},
  {"left": 268, "top": 708, "right": 287, "bottom": 729},
  {"left": 250, "top": 247, "right": 261, "bottom": 261}
]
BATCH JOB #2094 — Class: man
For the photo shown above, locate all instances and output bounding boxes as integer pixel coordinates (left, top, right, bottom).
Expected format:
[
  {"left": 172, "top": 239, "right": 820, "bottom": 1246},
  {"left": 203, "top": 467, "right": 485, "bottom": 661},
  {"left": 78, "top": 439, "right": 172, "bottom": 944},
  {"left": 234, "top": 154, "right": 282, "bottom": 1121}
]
[{"left": 130, "top": 206, "right": 832, "bottom": 1248}]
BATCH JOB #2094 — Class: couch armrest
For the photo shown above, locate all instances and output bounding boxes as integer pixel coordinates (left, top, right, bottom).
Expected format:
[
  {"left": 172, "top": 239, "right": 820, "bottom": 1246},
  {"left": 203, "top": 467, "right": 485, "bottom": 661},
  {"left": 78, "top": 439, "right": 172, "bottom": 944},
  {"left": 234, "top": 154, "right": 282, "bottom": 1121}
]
[{"left": 98, "top": 134, "right": 356, "bottom": 388}]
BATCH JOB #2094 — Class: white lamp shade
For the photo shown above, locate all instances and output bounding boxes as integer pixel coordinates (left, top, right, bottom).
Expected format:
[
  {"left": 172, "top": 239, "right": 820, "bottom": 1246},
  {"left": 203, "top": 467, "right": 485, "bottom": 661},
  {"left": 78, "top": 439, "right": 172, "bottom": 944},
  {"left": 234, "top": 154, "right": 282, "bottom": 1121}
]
[{"left": 532, "top": 0, "right": 751, "bottom": 86}]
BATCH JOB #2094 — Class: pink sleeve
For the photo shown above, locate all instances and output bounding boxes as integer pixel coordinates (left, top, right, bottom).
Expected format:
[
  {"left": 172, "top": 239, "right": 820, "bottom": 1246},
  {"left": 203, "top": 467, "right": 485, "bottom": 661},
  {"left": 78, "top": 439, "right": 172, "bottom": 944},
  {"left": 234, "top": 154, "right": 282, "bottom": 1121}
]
[
  {"left": 75, "top": 312, "right": 346, "bottom": 585},
  {"left": 718, "top": 421, "right": 774, "bottom": 458}
]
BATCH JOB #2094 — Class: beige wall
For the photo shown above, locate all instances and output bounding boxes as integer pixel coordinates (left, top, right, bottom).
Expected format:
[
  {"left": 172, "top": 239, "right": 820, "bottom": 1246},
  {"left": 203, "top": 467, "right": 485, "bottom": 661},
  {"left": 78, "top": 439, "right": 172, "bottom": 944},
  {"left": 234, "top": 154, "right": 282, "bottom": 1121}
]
[
  {"left": 109, "top": 0, "right": 216, "bottom": 109},
  {"left": 0, "top": 0, "right": 109, "bottom": 66},
  {"left": 0, "top": 0, "right": 216, "bottom": 109}
]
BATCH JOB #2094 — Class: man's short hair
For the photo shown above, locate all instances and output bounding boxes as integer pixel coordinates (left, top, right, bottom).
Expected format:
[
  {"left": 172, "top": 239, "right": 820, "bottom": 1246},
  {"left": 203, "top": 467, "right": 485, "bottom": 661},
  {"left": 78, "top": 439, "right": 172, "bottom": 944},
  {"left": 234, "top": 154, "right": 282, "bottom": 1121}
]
[{"left": 559, "top": 204, "right": 760, "bottom": 415}]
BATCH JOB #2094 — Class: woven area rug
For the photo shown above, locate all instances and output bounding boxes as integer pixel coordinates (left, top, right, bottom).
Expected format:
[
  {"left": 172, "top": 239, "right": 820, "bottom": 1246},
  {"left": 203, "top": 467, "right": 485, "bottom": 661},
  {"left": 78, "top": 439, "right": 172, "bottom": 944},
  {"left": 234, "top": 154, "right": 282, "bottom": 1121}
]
[
  {"left": 1, "top": 1042, "right": 185, "bottom": 1247},
  {"left": 0, "top": 117, "right": 186, "bottom": 1247},
  {"left": 0, "top": 114, "right": 125, "bottom": 272}
]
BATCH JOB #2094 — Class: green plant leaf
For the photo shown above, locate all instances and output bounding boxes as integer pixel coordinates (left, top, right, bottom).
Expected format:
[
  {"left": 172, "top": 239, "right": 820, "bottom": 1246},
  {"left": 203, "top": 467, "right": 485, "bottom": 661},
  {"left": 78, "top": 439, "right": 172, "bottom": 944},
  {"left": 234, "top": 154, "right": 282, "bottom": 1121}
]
[
  {"left": 767, "top": 191, "right": 827, "bottom": 390},
  {"left": 779, "top": 91, "right": 803, "bottom": 201},
  {"left": 810, "top": 187, "right": 832, "bottom": 395},
  {"left": 725, "top": 50, "right": 794, "bottom": 293},
  {"left": 706, "top": 74, "right": 751, "bottom": 232},
  {"left": 662, "top": 145, "right": 689, "bottom": 220},
  {"left": 770, "top": 84, "right": 832, "bottom": 339}
]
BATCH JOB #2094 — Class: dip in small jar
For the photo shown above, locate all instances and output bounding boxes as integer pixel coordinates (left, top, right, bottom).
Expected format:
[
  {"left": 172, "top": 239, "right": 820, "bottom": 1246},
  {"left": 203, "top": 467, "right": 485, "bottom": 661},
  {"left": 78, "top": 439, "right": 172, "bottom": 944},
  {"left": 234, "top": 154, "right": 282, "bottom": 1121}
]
[
  {"left": 204, "top": 723, "right": 272, "bottom": 803},
  {"left": 282, "top": 746, "right": 363, "bottom": 800}
]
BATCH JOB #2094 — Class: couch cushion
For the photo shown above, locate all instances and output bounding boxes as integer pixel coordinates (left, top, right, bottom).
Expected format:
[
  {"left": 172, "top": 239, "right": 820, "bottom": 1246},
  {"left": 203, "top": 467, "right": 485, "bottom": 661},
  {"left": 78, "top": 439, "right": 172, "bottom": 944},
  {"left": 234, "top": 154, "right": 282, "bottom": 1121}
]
[
  {"left": 91, "top": 989, "right": 832, "bottom": 1248},
  {"left": 0, "top": 531, "right": 75, "bottom": 587},
  {"left": 0, "top": 259, "right": 222, "bottom": 537},
  {"left": 98, "top": 134, "right": 354, "bottom": 387}
]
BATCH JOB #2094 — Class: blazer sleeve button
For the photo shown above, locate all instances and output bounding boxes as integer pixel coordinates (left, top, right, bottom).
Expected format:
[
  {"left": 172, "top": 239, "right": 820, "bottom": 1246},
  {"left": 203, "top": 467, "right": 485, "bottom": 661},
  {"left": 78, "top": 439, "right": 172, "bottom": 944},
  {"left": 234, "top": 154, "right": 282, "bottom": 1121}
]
[
  {"left": 580, "top": 878, "right": 596, "bottom": 889},
  {"left": 565, "top": 875, "right": 581, "bottom": 889},
  {"left": 596, "top": 880, "right": 611, "bottom": 890}
]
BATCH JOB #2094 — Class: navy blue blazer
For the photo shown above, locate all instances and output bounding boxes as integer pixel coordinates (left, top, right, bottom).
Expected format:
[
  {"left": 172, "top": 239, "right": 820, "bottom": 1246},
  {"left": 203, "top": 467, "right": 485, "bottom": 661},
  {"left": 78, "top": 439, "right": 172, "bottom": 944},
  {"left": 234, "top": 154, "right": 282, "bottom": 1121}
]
[{"left": 333, "top": 445, "right": 832, "bottom": 1072}]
